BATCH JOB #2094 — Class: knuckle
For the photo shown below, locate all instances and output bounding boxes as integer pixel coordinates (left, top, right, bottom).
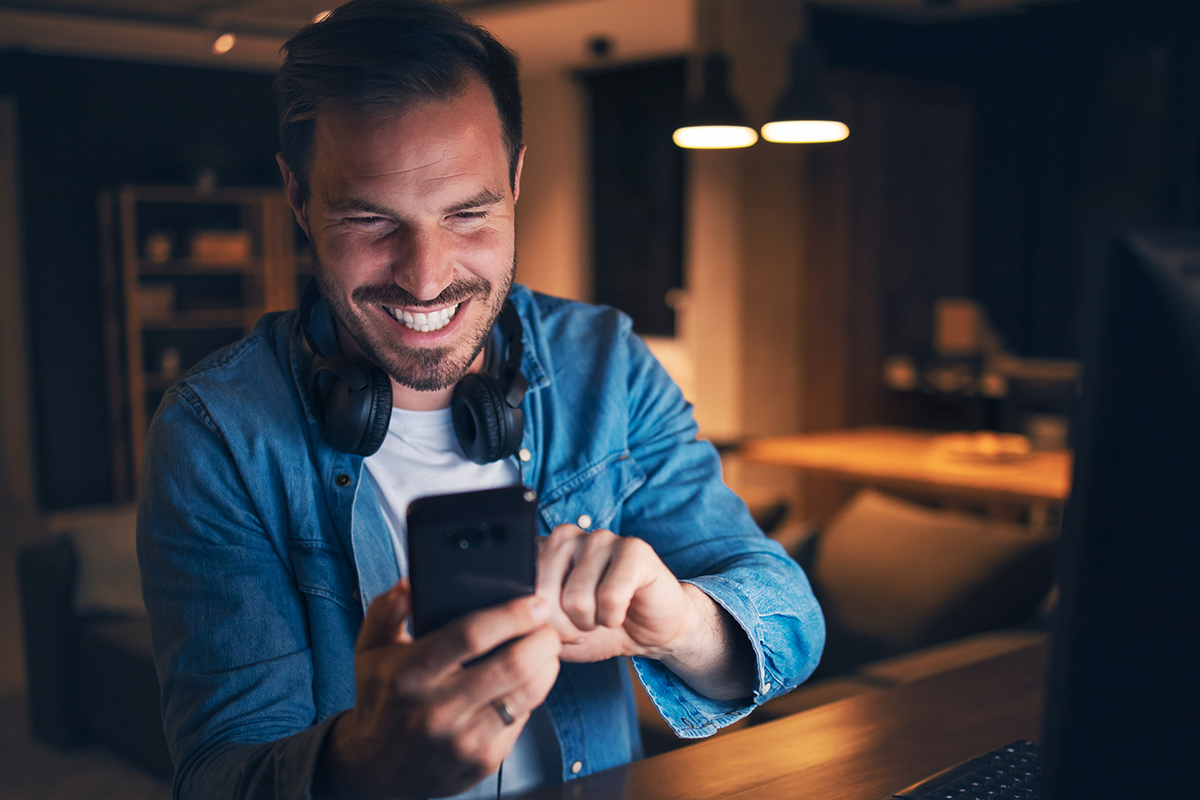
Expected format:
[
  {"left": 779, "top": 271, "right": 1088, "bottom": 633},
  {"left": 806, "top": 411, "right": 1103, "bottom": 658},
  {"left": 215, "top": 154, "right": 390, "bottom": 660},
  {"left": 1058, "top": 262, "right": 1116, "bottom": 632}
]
[
  {"left": 549, "top": 523, "right": 581, "bottom": 544},
  {"left": 592, "top": 528, "right": 619, "bottom": 545},
  {"left": 560, "top": 589, "right": 594, "bottom": 620},
  {"left": 595, "top": 586, "right": 626, "bottom": 620},
  {"left": 456, "top": 621, "right": 487, "bottom": 656},
  {"left": 415, "top": 705, "right": 445, "bottom": 739},
  {"left": 619, "top": 534, "right": 651, "bottom": 557},
  {"left": 496, "top": 644, "right": 528, "bottom": 684}
]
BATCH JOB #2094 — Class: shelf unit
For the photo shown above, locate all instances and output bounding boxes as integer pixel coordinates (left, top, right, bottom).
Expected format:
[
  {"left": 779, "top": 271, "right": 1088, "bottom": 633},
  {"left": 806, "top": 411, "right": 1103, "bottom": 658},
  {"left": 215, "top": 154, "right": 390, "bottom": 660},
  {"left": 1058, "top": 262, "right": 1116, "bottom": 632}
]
[{"left": 100, "top": 184, "right": 298, "bottom": 500}]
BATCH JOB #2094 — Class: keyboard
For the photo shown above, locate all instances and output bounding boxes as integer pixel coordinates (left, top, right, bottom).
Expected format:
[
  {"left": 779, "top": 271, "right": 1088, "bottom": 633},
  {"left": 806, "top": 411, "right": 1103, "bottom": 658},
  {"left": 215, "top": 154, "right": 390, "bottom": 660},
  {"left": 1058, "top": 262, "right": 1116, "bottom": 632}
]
[{"left": 888, "top": 740, "right": 1043, "bottom": 800}]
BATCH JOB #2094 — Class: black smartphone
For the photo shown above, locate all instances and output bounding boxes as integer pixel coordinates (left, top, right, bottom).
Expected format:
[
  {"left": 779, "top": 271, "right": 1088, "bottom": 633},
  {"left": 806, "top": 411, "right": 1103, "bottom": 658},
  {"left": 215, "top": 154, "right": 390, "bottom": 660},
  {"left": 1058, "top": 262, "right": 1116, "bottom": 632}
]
[{"left": 406, "top": 485, "right": 538, "bottom": 638}]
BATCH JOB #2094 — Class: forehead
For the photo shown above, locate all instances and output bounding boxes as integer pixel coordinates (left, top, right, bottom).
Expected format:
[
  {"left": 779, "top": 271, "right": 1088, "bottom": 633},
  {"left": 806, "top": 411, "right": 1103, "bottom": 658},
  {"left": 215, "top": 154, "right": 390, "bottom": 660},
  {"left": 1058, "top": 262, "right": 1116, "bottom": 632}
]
[{"left": 309, "top": 77, "right": 508, "bottom": 200}]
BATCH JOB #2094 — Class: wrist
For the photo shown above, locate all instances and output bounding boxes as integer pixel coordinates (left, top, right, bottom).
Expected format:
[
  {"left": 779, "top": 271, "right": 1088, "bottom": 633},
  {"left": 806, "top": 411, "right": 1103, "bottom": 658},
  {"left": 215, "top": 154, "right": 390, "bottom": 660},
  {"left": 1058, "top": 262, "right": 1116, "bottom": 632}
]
[
  {"left": 646, "top": 583, "right": 756, "bottom": 701},
  {"left": 643, "top": 582, "right": 706, "bottom": 666},
  {"left": 313, "top": 711, "right": 383, "bottom": 800}
]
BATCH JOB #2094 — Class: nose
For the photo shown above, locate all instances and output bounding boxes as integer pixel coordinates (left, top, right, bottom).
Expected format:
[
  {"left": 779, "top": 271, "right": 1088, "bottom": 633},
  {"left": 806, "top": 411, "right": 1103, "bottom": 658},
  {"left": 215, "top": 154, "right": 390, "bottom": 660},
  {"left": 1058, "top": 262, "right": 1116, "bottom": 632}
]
[{"left": 392, "top": 225, "right": 453, "bottom": 302}]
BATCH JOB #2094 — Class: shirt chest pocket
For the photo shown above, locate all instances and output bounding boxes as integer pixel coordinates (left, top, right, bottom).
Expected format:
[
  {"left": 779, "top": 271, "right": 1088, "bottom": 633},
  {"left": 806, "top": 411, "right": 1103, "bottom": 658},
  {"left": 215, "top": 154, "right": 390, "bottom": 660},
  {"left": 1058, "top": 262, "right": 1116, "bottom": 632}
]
[
  {"left": 287, "top": 542, "right": 360, "bottom": 613},
  {"left": 538, "top": 452, "right": 646, "bottom": 535}
]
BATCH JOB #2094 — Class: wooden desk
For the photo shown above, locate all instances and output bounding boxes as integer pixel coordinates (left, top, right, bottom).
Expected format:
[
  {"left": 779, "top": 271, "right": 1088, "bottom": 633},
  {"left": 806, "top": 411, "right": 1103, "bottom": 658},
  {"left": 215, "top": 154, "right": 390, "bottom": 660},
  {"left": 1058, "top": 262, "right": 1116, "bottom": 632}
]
[
  {"left": 741, "top": 427, "right": 1071, "bottom": 525},
  {"left": 519, "top": 643, "right": 1046, "bottom": 800}
]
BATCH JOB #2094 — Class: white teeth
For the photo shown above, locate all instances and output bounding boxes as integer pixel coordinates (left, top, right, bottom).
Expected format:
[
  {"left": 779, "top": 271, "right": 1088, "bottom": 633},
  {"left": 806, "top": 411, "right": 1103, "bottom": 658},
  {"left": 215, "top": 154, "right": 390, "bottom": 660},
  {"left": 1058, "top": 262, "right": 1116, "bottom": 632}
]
[{"left": 385, "top": 303, "right": 458, "bottom": 332}]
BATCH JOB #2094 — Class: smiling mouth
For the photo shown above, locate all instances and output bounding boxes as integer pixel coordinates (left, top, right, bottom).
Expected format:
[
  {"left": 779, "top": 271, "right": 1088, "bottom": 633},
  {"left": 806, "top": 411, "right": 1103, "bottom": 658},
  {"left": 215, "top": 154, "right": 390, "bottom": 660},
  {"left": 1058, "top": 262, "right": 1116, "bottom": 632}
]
[{"left": 382, "top": 303, "right": 459, "bottom": 332}]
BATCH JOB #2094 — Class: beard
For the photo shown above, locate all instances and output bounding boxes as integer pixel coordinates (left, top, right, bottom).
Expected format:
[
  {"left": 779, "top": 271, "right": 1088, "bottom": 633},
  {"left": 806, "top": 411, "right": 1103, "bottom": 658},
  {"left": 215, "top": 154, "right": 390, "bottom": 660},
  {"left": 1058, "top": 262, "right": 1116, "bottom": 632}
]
[{"left": 314, "top": 256, "right": 515, "bottom": 392}]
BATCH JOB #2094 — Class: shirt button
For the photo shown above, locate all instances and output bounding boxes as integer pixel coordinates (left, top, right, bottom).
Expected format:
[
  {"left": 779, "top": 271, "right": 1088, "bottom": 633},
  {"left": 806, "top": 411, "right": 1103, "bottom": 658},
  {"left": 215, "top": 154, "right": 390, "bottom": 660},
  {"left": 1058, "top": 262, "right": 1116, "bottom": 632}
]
[
  {"left": 763, "top": 681, "right": 772, "bottom": 692},
  {"left": 518, "top": 448, "right": 531, "bottom": 462},
  {"left": 570, "top": 760, "right": 583, "bottom": 774},
  {"left": 335, "top": 474, "right": 351, "bottom": 487},
  {"left": 576, "top": 514, "right": 592, "bottom": 529},
  {"left": 352, "top": 589, "right": 361, "bottom": 601}
]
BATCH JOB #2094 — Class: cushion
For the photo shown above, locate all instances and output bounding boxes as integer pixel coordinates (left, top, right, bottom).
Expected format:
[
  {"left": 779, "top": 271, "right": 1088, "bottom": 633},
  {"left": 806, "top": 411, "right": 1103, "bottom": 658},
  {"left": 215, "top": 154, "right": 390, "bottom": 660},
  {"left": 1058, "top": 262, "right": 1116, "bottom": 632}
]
[
  {"left": 811, "top": 489, "right": 1054, "bottom": 672},
  {"left": 58, "top": 505, "right": 144, "bottom": 616}
]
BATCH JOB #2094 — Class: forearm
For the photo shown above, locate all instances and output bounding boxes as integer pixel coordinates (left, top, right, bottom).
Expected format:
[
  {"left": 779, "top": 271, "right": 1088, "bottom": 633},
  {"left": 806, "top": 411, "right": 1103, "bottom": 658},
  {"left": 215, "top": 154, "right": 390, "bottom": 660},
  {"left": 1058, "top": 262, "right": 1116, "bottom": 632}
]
[
  {"left": 312, "top": 711, "right": 389, "bottom": 800},
  {"left": 652, "top": 584, "right": 756, "bottom": 701},
  {"left": 175, "top": 719, "right": 337, "bottom": 800}
]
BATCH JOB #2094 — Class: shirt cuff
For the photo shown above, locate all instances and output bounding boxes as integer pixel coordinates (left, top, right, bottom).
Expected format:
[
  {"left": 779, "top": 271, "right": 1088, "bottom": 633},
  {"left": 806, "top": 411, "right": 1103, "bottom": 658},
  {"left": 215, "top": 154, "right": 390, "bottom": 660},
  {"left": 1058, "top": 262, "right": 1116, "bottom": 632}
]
[{"left": 630, "top": 575, "right": 779, "bottom": 739}]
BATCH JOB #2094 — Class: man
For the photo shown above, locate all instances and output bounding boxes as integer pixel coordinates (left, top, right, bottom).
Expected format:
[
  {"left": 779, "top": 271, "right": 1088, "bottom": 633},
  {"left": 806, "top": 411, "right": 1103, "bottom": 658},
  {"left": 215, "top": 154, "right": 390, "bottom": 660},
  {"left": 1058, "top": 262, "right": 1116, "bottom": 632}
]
[{"left": 137, "top": 1, "right": 824, "bottom": 798}]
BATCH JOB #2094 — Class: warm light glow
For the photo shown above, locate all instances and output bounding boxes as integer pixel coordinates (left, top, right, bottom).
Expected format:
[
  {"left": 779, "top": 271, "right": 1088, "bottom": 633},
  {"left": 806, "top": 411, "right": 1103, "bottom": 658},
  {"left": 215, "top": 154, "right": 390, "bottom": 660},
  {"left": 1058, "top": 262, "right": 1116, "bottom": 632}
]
[
  {"left": 761, "top": 120, "right": 849, "bottom": 143},
  {"left": 211, "top": 33, "right": 237, "bottom": 55},
  {"left": 672, "top": 125, "right": 758, "bottom": 149},
  {"left": 313, "top": 10, "right": 333, "bottom": 23}
]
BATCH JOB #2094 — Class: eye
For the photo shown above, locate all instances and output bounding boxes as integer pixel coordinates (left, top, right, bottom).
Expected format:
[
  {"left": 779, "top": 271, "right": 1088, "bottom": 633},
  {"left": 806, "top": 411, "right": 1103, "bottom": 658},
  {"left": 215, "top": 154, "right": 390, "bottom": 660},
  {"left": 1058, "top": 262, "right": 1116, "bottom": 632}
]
[
  {"left": 346, "top": 215, "right": 387, "bottom": 227},
  {"left": 452, "top": 211, "right": 486, "bottom": 221}
]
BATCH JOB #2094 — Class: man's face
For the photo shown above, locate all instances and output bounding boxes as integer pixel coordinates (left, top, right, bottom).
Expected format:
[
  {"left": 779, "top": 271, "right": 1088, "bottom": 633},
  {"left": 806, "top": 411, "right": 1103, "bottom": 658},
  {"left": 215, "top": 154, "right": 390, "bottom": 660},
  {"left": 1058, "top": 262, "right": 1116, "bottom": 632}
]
[{"left": 284, "top": 76, "right": 523, "bottom": 394}]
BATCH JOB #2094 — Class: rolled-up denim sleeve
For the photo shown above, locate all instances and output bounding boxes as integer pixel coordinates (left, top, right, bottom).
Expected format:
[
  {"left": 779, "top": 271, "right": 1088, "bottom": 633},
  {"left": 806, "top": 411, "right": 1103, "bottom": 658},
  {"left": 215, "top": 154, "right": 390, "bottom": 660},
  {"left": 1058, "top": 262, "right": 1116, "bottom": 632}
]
[
  {"left": 618, "top": 332, "right": 825, "bottom": 738},
  {"left": 138, "top": 385, "right": 332, "bottom": 799}
]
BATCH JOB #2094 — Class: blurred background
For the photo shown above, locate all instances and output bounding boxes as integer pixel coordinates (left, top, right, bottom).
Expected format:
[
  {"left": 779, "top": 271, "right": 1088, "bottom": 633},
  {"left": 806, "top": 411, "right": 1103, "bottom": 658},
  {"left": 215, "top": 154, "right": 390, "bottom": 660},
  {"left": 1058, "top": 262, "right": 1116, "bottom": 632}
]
[{"left": 2, "top": 0, "right": 1198, "bottom": 794}]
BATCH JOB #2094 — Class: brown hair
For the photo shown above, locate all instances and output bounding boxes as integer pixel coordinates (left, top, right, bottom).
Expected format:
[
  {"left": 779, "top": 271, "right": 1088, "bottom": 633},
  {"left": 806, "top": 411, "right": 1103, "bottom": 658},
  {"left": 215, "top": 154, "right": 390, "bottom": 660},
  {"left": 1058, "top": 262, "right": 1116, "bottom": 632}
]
[{"left": 276, "top": 0, "right": 522, "bottom": 197}]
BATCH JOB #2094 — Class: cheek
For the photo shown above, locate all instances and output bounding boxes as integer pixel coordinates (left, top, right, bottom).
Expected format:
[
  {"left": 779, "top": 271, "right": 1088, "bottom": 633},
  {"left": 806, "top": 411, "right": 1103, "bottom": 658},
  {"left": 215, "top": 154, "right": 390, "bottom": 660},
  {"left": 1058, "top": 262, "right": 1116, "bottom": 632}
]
[
  {"left": 317, "top": 231, "right": 393, "bottom": 281},
  {"left": 452, "top": 227, "right": 514, "bottom": 275}
]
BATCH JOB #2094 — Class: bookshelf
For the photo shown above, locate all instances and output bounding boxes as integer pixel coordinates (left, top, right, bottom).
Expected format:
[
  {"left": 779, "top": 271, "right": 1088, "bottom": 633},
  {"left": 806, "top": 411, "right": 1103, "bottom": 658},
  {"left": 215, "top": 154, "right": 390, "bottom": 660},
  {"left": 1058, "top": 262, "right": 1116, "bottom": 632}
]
[{"left": 100, "top": 184, "right": 299, "bottom": 500}]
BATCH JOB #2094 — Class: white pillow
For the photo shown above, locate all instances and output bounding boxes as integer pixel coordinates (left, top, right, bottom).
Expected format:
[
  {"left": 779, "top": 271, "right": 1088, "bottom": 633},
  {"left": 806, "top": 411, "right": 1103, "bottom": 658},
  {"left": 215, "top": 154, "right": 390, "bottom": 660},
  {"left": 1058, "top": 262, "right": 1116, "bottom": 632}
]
[{"left": 58, "top": 505, "right": 144, "bottom": 616}]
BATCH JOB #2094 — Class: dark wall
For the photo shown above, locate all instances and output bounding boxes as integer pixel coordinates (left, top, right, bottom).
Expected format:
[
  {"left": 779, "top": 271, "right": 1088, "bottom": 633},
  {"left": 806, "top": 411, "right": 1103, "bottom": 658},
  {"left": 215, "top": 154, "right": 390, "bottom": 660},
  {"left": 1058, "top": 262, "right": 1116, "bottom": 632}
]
[
  {"left": 813, "top": 0, "right": 1200, "bottom": 359},
  {"left": 0, "top": 51, "right": 279, "bottom": 509},
  {"left": 581, "top": 58, "right": 686, "bottom": 338}
]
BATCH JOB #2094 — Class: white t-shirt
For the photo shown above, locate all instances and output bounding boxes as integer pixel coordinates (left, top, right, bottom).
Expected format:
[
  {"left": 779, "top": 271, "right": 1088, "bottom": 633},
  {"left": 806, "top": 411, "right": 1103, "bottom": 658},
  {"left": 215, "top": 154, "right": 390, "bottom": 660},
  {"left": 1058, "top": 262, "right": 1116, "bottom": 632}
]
[{"left": 364, "top": 405, "right": 554, "bottom": 799}]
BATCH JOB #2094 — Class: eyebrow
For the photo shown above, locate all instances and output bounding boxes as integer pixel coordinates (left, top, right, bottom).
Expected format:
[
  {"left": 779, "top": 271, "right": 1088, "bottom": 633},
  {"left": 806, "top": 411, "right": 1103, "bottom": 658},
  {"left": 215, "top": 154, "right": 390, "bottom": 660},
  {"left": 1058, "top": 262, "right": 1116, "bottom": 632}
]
[
  {"left": 323, "top": 188, "right": 506, "bottom": 217},
  {"left": 443, "top": 188, "right": 506, "bottom": 214},
  {"left": 323, "top": 196, "right": 392, "bottom": 216}
]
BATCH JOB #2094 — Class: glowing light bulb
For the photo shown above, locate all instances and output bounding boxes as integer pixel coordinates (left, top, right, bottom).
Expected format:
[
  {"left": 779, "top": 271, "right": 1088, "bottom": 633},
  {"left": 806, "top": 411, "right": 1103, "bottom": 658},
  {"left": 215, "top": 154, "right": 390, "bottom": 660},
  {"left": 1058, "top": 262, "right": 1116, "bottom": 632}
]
[
  {"left": 211, "top": 33, "right": 236, "bottom": 55},
  {"left": 672, "top": 125, "right": 758, "bottom": 149},
  {"left": 761, "top": 120, "right": 849, "bottom": 143}
]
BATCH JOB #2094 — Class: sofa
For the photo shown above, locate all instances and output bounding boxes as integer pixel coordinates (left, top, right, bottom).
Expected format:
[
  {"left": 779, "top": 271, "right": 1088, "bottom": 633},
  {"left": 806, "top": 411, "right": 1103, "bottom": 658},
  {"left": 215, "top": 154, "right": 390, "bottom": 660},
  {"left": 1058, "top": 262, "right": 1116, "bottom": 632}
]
[{"left": 16, "top": 505, "right": 172, "bottom": 779}]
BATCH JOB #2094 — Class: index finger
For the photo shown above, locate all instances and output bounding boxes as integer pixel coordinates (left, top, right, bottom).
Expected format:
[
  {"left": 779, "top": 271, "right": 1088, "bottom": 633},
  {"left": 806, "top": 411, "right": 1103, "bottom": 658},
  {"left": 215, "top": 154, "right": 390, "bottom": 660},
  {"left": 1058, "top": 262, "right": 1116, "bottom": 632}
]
[{"left": 423, "top": 594, "right": 553, "bottom": 668}]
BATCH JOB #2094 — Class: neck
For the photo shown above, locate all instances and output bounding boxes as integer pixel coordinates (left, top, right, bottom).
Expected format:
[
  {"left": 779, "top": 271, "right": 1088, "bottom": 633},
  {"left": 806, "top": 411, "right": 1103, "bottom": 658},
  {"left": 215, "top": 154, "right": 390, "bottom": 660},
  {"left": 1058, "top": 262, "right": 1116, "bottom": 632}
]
[{"left": 389, "top": 376, "right": 458, "bottom": 411}]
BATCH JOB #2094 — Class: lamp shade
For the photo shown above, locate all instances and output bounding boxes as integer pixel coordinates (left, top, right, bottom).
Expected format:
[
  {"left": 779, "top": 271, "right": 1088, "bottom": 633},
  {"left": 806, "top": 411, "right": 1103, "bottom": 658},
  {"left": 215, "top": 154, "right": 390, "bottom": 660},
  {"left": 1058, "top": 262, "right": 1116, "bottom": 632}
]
[
  {"left": 673, "top": 53, "right": 758, "bottom": 149},
  {"left": 761, "top": 43, "right": 848, "bottom": 143}
]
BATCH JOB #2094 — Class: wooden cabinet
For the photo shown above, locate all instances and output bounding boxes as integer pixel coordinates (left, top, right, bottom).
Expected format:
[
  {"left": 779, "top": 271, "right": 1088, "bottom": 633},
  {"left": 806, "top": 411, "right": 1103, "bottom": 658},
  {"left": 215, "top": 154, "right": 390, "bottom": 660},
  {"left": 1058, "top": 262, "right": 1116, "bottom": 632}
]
[{"left": 100, "top": 185, "right": 299, "bottom": 500}]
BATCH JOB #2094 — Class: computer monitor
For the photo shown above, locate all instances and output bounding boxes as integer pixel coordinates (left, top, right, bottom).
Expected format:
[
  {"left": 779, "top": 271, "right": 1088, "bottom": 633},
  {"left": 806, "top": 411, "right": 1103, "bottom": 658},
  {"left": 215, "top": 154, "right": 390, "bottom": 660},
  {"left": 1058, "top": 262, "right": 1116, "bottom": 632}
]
[{"left": 1042, "top": 231, "right": 1200, "bottom": 797}]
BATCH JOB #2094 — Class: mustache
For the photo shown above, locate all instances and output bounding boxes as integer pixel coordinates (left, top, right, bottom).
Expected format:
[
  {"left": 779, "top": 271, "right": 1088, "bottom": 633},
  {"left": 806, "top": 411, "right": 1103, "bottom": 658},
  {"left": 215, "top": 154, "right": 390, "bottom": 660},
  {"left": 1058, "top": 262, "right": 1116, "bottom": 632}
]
[{"left": 352, "top": 276, "right": 490, "bottom": 309}]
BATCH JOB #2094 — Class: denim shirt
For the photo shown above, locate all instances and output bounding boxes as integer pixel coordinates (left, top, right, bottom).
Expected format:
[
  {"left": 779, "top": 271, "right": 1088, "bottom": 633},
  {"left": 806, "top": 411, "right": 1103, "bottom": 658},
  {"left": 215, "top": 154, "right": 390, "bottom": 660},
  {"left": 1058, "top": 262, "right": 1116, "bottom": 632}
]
[{"left": 137, "top": 285, "right": 825, "bottom": 800}]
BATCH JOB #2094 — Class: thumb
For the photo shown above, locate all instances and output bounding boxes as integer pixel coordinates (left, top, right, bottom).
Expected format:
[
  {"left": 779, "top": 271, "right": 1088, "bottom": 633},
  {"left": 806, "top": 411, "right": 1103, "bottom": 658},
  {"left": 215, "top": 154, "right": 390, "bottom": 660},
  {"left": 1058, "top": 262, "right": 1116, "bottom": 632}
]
[{"left": 356, "top": 579, "right": 412, "bottom": 654}]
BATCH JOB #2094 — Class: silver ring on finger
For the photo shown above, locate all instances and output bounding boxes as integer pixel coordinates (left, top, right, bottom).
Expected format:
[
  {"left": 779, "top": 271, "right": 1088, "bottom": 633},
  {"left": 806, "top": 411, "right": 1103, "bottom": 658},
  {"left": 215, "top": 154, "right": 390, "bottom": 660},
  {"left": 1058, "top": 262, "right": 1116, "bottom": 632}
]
[{"left": 492, "top": 699, "right": 516, "bottom": 726}]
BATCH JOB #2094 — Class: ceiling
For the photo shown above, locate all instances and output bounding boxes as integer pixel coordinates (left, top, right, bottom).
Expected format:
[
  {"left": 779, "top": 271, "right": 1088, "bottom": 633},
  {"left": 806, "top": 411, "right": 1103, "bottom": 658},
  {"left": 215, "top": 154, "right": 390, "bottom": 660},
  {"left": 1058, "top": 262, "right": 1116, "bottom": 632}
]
[
  {"left": 0, "top": 0, "right": 565, "bottom": 39},
  {"left": 0, "top": 0, "right": 1046, "bottom": 75}
]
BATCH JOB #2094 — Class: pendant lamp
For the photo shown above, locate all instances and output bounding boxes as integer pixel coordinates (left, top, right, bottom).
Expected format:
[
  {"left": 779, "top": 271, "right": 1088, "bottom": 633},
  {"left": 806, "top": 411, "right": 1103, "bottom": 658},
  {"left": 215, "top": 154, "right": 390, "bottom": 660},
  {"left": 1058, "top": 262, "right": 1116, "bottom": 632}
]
[
  {"left": 673, "top": 0, "right": 756, "bottom": 150},
  {"left": 761, "top": 43, "right": 848, "bottom": 143},
  {"left": 674, "top": 53, "right": 758, "bottom": 149}
]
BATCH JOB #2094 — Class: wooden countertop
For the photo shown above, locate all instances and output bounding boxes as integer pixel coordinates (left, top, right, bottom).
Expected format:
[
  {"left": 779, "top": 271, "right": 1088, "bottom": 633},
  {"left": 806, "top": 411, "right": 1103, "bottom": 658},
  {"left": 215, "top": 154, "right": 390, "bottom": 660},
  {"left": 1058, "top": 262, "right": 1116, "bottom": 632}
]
[
  {"left": 517, "top": 642, "right": 1047, "bottom": 800},
  {"left": 741, "top": 427, "right": 1072, "bottom": 504}
]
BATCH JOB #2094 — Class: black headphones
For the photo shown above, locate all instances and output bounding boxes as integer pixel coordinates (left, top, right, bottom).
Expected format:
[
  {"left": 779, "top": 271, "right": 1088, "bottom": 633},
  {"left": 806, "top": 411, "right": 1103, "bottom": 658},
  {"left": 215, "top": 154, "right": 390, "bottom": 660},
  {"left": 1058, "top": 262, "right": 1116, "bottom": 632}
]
[{"left": 298, "top": 280, "right": 528, "bottom": 463}]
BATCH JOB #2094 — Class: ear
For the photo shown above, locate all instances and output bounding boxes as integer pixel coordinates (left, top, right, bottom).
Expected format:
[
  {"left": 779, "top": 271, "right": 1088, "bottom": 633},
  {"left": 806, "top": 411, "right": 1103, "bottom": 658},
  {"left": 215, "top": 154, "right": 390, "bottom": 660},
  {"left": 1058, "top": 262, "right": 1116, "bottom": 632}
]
[
  {"left": 512, "top": 145, "right": 526, "bottom": 204},
  {"left": 276, "top": 153, "right": 310, "bottom": 237}
]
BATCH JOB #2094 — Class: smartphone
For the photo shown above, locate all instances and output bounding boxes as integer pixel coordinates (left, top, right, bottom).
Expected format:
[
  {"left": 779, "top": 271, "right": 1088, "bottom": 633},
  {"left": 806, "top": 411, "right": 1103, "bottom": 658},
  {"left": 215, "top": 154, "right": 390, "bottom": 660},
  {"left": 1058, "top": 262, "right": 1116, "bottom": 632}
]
[{"left": 406, "top": 485, "right": 538, "bottom": 638}]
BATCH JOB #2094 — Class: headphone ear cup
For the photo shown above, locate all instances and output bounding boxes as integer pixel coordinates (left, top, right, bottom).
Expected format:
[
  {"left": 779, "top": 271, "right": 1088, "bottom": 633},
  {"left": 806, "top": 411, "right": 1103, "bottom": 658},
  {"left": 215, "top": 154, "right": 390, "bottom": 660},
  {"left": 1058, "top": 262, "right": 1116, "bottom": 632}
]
[
  {"left": 452, "top": 373, "right": 509, "bottom": 464},
  {"left": 317, "top": 358, "right": 392, "bottom": 457},
  {"left": 355, "top": 366, "right": 393, "bottom": 457}
]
